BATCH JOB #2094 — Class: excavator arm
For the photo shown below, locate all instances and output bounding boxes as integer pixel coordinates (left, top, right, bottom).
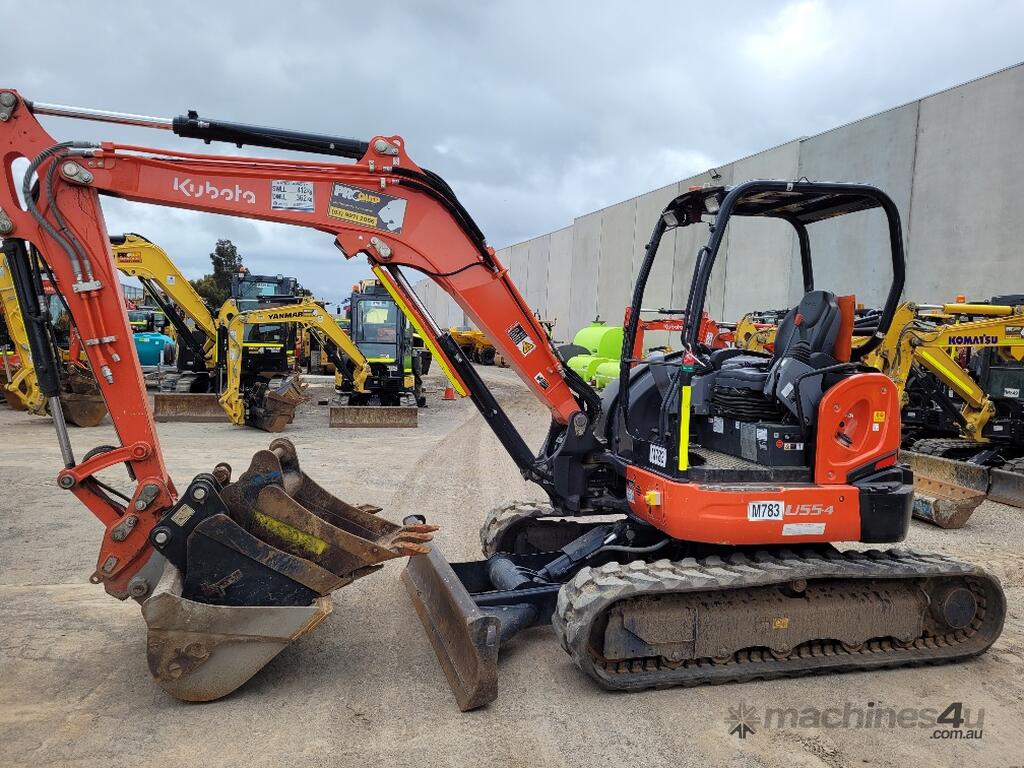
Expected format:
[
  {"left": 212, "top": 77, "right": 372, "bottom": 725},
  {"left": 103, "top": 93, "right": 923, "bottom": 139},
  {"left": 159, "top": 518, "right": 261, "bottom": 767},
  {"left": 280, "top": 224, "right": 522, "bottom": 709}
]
[
  {"left": 3, "top": 94, "right": 599, "bottom": 487},
  {"left": 0, "top": 91, "right": 597, "bottom": 698}
]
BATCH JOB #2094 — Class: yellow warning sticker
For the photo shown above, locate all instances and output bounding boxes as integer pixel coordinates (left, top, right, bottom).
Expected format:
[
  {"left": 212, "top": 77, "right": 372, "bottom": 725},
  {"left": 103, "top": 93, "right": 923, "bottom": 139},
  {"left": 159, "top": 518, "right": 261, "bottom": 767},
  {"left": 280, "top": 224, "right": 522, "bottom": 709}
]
[
  {"left": 873, "top": 410, "right": 886, "bottom": 423},
  {"left": 507, "top": 322, "right": 537, "bottom": 356}
]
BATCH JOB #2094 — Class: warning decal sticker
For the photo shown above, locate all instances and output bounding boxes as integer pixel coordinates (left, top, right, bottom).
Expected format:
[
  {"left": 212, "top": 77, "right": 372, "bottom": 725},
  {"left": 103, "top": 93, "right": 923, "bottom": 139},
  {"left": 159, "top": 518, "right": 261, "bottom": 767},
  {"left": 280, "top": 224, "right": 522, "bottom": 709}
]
[
  {"left": 507, "top": 322, "right": 537, "bottom": 356},
  {"left": 271, "top": 180, "right": 315, "bottom": 212},
  {"left": 327, "top": 182, "right": 407, "bottom": 232}
]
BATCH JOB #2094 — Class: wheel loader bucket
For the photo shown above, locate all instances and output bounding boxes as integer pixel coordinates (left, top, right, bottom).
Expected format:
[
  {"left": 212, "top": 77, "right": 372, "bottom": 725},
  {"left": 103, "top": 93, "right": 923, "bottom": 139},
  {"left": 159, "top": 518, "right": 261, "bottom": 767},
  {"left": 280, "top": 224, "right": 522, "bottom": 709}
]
[
  {"left": 142, "top": 438, "right": 436, "bottom": 701},
  {"left": 153, "top": 393, "right": 229, "bottom": 423},
  {"left": 245, "top": 375, "right": 303, "bottom": 432},
  {"left": 904, "top": 451, "right": 988, "bottom": 528}
]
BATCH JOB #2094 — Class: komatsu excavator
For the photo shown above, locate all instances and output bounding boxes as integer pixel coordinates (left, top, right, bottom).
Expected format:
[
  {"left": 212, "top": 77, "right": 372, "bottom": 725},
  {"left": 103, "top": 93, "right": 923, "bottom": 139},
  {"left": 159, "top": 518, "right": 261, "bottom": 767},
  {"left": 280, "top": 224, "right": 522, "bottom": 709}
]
[
  {"left": 858, "top": 300, "right": 1024, "bottom": 526},
  {"left": 0, "top": 92, "right": 1004, "bottom": 709}
]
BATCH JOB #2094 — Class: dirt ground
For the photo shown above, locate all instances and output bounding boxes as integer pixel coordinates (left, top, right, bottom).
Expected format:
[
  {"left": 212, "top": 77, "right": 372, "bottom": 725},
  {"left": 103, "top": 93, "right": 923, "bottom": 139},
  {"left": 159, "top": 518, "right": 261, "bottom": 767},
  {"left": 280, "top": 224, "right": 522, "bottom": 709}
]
[{"left": 1, "top": 366, "right": 1022, "bottom": 768}]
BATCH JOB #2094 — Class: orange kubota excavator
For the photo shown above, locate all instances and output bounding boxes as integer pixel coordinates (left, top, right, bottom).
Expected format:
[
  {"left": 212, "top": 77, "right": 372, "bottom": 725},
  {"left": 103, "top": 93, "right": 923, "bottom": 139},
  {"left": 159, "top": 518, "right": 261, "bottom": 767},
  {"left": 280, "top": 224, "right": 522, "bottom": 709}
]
[{"left": 0, "top": 92, "right": 1005, "bottom": 709}]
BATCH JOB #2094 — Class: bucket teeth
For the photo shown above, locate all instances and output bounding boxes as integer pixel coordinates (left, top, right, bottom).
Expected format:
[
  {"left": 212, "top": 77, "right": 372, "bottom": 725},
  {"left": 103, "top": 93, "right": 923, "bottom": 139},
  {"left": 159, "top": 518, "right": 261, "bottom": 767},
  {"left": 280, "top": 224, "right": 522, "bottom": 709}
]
[
  {"left": 141, "top": 437, "right": 437, "bottom": 701},
  {"left": 219, "top": 437, "right": 437, "bottom": 579}
]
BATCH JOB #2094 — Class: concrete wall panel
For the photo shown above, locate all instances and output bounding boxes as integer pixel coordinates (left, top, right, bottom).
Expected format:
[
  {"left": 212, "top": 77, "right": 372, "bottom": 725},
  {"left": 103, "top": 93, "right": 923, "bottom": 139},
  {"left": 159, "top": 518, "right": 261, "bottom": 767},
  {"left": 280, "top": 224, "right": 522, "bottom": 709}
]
[
  {"left": 797, "top": 102, "right": 919, "bottom": 308},
  {"left": 721, "top": 141, "right": 802, "bottom": 319},
  {"left": 451, "top": 65, "right": 1024, "bottom": 350},
  {"left": 525, "top": 235, "right": 550, "bottom": 318},
  {"left": 908, "top": 66, "right": 1024, "bottom": 302},
  {"left": 508, "top": 242, "right": 530, "bottom": 297},
  {"left": 632, "top": 183, "right": 682, "bottom": 351},
  {"left": 595, "top": 199, "right": 637, "bottom": 326},
  {"left": 567, "top": 211, "right": 602, "bottom": 339},
  {"left": 545, "top": 227, "right": 573, "bottom": 341}
]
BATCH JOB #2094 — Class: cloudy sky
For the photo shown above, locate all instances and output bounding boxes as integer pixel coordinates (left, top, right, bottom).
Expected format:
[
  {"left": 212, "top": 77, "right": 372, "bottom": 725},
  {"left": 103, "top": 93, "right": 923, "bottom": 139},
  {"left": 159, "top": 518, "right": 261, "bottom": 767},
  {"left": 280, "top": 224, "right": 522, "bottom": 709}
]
[{"left": 5, "top": 1, "right": 1022, "bottom": 307}]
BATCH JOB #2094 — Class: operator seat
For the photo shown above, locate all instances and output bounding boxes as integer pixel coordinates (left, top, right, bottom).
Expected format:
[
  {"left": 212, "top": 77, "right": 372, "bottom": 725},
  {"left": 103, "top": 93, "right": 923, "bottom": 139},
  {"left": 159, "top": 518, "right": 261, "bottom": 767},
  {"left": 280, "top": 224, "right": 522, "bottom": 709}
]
[{"left": 715, "top": 290, "right": 841, "bottom": 390}]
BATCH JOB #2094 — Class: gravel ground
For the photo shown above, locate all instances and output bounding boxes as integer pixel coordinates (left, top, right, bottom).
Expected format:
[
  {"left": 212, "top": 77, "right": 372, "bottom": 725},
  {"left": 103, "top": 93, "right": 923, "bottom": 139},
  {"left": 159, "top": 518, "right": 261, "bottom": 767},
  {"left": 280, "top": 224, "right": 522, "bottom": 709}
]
[{"left": 0, "top": 366, "right": 1022, "bottom": 767}]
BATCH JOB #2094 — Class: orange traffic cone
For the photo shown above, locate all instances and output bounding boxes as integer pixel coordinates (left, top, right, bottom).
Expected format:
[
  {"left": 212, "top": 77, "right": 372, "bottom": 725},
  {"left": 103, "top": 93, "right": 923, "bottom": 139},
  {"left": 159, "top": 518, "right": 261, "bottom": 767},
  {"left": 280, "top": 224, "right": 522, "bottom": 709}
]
[{"left": 442, "top": 384, "right": 456, "bottom": 401}]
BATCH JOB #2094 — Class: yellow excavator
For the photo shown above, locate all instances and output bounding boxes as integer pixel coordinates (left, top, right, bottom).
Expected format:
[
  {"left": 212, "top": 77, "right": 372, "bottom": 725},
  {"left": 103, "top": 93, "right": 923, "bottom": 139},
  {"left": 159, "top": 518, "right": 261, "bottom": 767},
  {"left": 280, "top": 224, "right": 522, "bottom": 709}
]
[
  {"left": 111, "top": 233, "right": 409, "bottom": 430},
  {"left": 222, "top": 299, "right": 382, "bottom": 430},
  {"left": 857, "top": 299, "right": 1024, "bottom": 525}
]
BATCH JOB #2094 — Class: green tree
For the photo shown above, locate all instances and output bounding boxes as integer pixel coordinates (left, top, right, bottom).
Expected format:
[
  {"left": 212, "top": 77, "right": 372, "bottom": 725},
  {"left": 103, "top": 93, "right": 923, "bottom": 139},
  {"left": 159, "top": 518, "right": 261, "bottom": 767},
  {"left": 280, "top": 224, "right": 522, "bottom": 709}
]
[{"left": 189, "top": 239, "right": 243, "bottom": 308}]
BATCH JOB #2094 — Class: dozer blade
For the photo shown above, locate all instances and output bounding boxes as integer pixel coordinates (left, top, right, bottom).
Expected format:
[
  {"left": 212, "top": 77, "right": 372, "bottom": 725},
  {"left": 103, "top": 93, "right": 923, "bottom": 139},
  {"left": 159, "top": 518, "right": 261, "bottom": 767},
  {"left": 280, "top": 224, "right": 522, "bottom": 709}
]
[
  {"left": 988, "top": 466, "right": 1024, "bottom": 508},
  {"left": 402, "top": 548, "right": 500, "bottom": 711},
  {"left": 330, "top": 404, "right": 418, "bottom": 428},
  {"left": 245, "top": 375, "right": 303, "bottom": 432},
  {"left": 153, "top": 393, "right": 229, "bottom": 423},
  {"left": 142, "top": 438, "right": 436, "bottom": 701},
  {"left": 903, "top": 451, "right": 988, "bottom": 528}
]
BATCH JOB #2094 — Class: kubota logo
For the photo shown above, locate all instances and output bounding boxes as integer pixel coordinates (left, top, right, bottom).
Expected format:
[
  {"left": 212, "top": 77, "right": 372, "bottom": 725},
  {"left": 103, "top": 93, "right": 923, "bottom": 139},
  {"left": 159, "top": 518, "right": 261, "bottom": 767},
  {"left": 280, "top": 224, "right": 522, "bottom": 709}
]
[{"left": 173, "top": 177, "right": 257, "bottom": 205}]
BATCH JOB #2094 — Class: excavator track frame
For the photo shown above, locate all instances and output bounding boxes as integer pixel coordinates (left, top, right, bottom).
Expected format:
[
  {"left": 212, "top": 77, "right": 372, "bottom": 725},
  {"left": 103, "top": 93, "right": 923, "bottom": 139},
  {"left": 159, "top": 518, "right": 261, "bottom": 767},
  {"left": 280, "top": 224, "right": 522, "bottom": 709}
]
[{"left": 554, "top": 547, "right": 1005, "bottom": 690}]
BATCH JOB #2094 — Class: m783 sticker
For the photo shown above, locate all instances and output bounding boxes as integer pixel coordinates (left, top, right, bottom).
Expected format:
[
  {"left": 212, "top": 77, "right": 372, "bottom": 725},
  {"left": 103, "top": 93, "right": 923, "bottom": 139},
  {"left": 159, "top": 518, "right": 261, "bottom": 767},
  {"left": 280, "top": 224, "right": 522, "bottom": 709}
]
[{"left": 327, "top": 182, "right": 407, "bottom": 232}]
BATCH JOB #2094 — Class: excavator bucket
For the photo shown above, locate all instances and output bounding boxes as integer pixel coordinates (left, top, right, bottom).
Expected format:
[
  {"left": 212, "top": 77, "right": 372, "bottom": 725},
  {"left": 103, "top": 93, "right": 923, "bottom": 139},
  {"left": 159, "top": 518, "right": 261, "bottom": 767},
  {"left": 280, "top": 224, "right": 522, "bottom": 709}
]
[
  {"left": 905, "top": 450, "right": 1024, "bottom": 526},
  {"left": 904, "top": 451, "right": 988, "bottom": 528},
  {"left": 4, "top": 387, "right": 26, "bottom": 410},
  {"left": 60, "top": 366, "right": 108, "bottom": 427},
  {"left": 141, "top": 437, "right": 436, "bottom": 701},
  {"left": 245, "top": 375, "right": 303, "bottom": 432}
]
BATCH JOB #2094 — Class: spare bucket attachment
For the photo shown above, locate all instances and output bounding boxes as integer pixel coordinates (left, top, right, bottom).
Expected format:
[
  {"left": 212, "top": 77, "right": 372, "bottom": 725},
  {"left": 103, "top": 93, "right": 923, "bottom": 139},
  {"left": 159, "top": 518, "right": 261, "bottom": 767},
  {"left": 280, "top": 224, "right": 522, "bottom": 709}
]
[
  {"left": 905, "top": 450, "right": 1024, "bottom": 527},
  {"left": 60, "top": 366, "right": 108, "bottom": 427},
  {"left": 330, "top": 404, "right": 418, "bottom": 428},
  {"left": 154, "top": 393, "right": 229, "bottom": 423},
  {"left": 244, "top": 375, "right": 303, "bottom": 432},
  {"left": 142, "top": 437, "right": 436, "bottom": 701}
]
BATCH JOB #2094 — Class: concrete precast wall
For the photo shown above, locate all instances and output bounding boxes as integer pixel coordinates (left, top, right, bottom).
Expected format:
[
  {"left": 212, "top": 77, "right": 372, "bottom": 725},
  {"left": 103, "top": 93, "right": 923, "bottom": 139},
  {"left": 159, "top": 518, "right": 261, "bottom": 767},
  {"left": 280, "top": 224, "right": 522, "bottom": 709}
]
[
  {"left": 414, "top": 63, "right": 1024, "bottom": 355},
  {"left": 595, "top": 199, "right": 637, "bottom": 326},
  {"left": 567, "top": 211, "right": 602, "bottom": 338},
  {"left": 525, "top": 235, "right": 550, "bottom": 320},
  {"left": 545, "top": 227, "right": 573, "bottom": 340},
  {"left": 796, "top": 102, "right": 919, "bottom": 309},
  {"left": 907, "top": 66, "right": 1024, "bottom": 302}
]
